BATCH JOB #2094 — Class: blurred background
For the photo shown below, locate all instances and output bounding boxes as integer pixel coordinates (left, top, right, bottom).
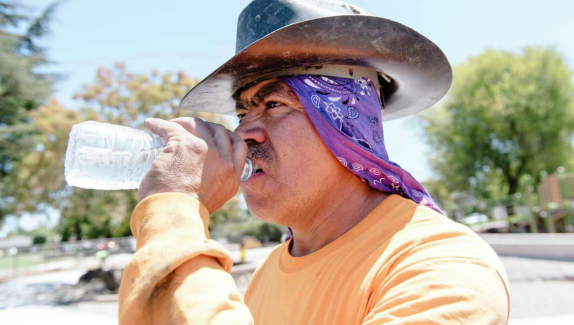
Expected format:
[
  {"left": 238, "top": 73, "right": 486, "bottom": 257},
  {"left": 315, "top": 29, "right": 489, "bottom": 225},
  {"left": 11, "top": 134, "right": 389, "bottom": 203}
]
[{"left": 1, "top": 0, "right": 574, "bottom": 324}]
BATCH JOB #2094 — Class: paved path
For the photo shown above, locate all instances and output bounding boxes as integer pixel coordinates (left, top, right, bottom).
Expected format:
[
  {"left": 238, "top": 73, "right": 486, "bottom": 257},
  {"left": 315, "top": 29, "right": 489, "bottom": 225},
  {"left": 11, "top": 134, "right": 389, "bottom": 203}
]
[
  {"left": 481, "top": 233, "right": 574, "bottom": 260},
  {"left": 3, "top": 305, "right": 117, "bottom": 325},
  {"left": 501, "top": 256, "right": 574, "bottom": 319},
  {"left": 509, "top": 314, "right": 574, "bottom": 325}
]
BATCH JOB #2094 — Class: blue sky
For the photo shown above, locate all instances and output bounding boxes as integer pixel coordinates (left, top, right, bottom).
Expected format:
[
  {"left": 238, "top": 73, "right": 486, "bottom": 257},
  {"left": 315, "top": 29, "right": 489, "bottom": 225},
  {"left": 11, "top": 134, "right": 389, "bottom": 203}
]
[
  {"left": 21, "top": 0, "right": 573, "bottom": 181},
  {"left": 4, "top": 0, "right": 573, "bottom": 234}
]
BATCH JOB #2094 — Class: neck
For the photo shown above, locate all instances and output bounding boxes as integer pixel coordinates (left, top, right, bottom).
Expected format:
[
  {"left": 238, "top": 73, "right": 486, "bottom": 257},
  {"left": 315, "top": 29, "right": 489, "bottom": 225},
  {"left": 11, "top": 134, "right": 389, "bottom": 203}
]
[{"left": 289, "top": 183, "right": 389, "bottom": 257}]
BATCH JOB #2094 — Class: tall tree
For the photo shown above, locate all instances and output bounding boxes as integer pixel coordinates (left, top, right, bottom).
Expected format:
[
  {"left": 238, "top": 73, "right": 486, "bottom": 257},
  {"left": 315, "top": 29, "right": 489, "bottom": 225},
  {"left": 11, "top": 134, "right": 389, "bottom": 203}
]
[
  {"left": 0, "top": 0, "right": 58, "bottom": 221},
  {"left": 419, "top": 47, "right": 574, "bottom": 200}
]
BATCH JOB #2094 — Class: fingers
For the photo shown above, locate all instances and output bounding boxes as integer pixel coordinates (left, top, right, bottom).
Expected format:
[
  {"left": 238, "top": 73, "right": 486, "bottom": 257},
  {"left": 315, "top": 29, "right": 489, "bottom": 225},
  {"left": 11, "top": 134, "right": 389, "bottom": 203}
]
[
  {"left": 170, "top": 117, "right": 213, "bottom": 143},
  {"left": 204, "top": 122, "right": 234, "bottom": 163},
  {"left": 204, "top": 122, "right": 248, "bottom": 177},
  {"left": 228, "top": 131, "right": 248, "bottom": 176},
  {"left": 144, "top": 118, "right": 186, "bottom": 140}
]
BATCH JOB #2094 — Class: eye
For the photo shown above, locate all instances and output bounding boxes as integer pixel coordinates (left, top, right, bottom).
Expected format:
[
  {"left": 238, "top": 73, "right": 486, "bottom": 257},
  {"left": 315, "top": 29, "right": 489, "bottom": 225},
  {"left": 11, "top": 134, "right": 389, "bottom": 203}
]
[
  {"left": 266, "top": 101, "right": 285, "bottom": 109},
  {"left": 237, "top": 114, "right": 246, "bottom": 124}
]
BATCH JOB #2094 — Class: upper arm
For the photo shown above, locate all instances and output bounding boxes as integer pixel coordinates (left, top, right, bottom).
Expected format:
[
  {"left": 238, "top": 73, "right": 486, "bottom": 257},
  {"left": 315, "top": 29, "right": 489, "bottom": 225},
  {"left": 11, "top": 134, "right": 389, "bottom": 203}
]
[{"left": 362, "top": 256, "right": 509, "bottom": 325}]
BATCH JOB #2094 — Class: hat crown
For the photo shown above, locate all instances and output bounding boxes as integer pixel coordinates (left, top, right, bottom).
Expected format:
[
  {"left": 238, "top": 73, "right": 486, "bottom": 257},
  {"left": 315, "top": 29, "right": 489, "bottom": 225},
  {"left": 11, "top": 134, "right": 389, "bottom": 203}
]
[{"left": 236, "top": 0, "right": 366, "bottom": 53}]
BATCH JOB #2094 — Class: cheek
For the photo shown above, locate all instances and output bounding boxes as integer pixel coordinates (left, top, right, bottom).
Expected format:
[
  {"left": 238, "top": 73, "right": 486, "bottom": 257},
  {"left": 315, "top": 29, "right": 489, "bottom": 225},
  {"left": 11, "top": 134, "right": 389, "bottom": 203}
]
[{"left": 270, "top": 113, "right": 334, "bottom": 178}]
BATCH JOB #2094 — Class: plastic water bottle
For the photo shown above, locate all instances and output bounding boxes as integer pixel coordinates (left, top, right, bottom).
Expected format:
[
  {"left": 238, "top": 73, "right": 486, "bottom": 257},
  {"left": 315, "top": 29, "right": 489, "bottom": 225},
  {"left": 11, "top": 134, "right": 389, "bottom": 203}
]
[{"left": 65, "top": 121, "right": 256, "bottom": 190}]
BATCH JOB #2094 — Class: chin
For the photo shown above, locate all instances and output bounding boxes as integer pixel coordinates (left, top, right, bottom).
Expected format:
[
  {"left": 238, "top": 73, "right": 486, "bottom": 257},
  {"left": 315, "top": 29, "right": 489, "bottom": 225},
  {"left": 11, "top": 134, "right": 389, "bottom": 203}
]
[
  {"left": 244, "top": 194, "right": 287, "bottom": 226},
  {"left": 245, "top": 197, "right": 272, "bottom": 221}
]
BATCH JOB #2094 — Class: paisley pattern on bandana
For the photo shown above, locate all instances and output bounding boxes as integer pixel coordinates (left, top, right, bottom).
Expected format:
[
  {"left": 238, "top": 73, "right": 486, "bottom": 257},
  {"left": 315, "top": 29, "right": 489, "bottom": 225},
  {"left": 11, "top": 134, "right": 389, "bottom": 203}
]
[{"left": 278, "top": 75, "right": 442, "bottom": 213}]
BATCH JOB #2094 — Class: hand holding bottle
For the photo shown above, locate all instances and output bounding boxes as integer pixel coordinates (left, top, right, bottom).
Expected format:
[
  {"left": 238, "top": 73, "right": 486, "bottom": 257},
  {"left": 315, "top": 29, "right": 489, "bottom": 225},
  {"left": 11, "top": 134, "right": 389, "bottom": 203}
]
[{"left": 138, "top": 117, "right": 248, "bottom": 213}]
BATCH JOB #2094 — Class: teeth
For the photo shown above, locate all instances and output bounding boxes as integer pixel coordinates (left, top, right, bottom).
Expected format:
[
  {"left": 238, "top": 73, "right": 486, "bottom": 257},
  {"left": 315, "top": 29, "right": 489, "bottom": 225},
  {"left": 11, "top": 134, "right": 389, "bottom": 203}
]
[{"left": 254, "top": 163, "right": 261, "bottom": 172}]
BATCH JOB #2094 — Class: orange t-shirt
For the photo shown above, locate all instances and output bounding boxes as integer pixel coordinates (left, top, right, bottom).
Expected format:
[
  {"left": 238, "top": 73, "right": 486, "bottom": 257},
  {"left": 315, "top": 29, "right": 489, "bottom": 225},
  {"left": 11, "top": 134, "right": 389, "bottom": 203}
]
[{"left": 119, "top": 193, "right": 509, "bottom": 325}]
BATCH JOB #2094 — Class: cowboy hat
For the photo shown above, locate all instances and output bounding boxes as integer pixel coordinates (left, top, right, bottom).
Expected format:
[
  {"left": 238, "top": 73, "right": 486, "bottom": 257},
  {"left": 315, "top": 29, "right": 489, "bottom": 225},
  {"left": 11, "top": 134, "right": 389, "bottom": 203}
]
[{"left": 179, "top": 0, "right": 452, "bottom": 121}]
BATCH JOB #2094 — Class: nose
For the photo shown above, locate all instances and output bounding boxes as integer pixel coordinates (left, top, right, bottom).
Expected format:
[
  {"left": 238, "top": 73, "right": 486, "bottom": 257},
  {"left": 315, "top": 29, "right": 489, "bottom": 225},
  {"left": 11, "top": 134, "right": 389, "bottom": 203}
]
[{"left": 234, "top": 119, "right": 266, "bottom": 144}]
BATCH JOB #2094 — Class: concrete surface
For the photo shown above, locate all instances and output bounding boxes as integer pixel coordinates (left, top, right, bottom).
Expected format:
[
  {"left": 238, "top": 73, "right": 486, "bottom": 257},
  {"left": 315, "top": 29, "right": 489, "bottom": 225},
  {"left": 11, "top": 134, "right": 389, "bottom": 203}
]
[{"left": 480, "top": 233, "right": 574, "bottom": 260}]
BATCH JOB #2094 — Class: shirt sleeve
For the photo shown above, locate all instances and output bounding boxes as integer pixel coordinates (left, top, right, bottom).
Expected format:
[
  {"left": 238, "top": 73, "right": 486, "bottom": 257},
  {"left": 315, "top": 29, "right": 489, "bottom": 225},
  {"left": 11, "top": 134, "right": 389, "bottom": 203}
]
[
  {"left": 118, "top": 192, "right": 254, "bottom": 325},
  {"left": 361, "top": 254, "right": 510, "bottom": 325}
]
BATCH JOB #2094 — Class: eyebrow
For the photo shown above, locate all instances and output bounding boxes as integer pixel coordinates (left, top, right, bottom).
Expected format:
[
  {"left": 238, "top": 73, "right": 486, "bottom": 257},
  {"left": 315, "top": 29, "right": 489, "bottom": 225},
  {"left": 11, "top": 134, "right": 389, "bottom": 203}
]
[{"left": 235, "top": 80, "right": 298, "bottom": 113}]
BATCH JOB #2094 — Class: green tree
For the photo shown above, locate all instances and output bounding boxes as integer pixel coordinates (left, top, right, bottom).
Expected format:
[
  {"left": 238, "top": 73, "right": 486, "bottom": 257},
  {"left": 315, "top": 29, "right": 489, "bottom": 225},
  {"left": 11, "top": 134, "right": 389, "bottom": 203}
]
[
  {"left": 419, "top": 47, "right": 574, "bottom": 200},
  {"left": 0, "top": 0, "right": 58, "bottom": 221},
  {"left": 210, "top": 190, "right": 249, "bottom": 230}
]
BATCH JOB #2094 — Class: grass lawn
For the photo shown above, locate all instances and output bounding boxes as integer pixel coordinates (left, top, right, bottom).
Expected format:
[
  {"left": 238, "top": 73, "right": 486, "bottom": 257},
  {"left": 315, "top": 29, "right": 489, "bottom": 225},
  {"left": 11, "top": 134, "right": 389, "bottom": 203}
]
[{"left": 0, "top": 254, "right": 49, "bottom": 271}]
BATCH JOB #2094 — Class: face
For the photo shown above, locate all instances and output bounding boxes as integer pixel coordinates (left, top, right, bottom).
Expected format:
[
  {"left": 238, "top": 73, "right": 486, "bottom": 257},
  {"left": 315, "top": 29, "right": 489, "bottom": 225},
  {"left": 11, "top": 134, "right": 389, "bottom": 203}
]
[{"left": 234, "top": 78, "right": 353, "bottom": 227}]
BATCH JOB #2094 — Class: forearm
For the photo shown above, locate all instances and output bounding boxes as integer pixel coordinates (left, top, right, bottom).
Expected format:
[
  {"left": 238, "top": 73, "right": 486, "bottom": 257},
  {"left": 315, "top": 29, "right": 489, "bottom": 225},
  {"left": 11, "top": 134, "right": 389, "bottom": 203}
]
[
  {"left": 149, "top": 255, "right": 251, "bottom": 324},
  {"left": 118, "top": 192, "right": 253, "bottom": 325}
]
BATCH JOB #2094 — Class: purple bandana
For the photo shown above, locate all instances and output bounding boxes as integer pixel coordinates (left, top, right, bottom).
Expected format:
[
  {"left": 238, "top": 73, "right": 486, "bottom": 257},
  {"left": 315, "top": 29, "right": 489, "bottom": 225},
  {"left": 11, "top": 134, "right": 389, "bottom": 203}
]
[{"left": 278, "top": 74, "right": 442, "bottom": 214}]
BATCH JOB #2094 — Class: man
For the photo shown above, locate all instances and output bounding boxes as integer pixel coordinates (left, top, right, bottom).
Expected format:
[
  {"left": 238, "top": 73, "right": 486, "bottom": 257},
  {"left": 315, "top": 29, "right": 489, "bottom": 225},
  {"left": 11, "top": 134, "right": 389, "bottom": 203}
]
[{"left": 118, "top": 1, "right": 510, "bottom": 324}]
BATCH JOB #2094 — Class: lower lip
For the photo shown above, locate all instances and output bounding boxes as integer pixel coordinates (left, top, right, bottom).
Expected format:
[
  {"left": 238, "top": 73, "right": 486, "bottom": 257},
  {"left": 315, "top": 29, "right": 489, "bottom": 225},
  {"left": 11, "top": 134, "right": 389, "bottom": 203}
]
[{"left": 246, "top": 171, "right": 265, "bottom": 183}]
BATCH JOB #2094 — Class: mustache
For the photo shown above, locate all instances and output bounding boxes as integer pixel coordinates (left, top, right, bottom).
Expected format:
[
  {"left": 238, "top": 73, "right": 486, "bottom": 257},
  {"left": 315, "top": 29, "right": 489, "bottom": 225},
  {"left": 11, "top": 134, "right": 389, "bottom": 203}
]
[{"left": 247, "top": 142, "right": 273, "bottom": 163}]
